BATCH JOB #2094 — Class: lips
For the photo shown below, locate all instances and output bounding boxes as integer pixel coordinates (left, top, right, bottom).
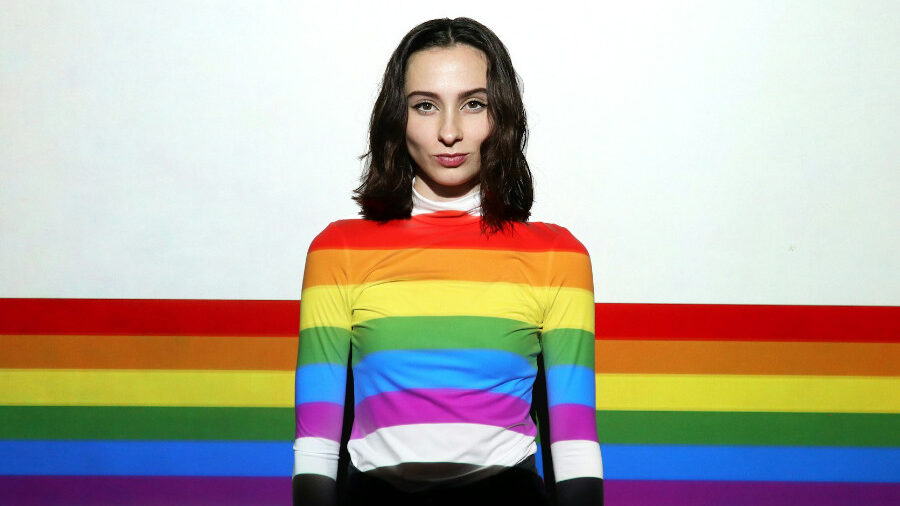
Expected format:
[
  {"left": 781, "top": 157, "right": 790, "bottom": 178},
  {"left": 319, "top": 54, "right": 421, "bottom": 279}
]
[{"left": 435, "top": 154, "right": 467, "bottom": 168}]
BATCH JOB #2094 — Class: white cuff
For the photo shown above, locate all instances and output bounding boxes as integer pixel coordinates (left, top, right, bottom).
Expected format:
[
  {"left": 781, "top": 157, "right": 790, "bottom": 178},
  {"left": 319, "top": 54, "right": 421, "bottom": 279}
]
[
  {"left": 550, "top": 440, "right": 603, "bottom": 481},
  {"left": 293, "top": 437, "right": 340, "bottom": 480}
]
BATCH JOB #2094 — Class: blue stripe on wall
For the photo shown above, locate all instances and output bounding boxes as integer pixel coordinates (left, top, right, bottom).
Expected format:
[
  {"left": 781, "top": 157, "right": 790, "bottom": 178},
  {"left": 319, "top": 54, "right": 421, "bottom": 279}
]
[
  {"left": 1, "top": 441, "right": 897, "bottom": 482},
  {"left": 0, "top": 441, "right": 291, "bottom": 476},
  {"left": 601, "top": 444, "right": 900, "bottom": 483},
  {"left": 536, "top": 442, "right": 544, "bottom": 479}
]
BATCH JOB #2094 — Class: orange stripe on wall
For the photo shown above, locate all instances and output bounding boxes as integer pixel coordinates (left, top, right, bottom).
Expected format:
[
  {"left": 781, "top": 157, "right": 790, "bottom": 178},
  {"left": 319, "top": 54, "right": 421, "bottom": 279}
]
[
  {"left": 596, "top": 340, "right": 900, "bottom": 376},
  {"left": 0, "top": 335, "right": 296, "bottom": 371},
  {"left": 6, "top": 334, "right": 899, "bottom": 376}
]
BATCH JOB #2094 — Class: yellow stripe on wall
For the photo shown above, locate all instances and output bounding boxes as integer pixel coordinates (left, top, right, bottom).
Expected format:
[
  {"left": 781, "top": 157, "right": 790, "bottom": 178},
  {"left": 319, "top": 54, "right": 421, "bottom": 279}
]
[
  {"left": 0, "top": 369, "right": 293, "bottom": 407},
  {"left": 596, "top": 373, "right": 900, "bottom": 413},
  {"left": 5, "top": 369, "right": 895, "bottom": 413}
]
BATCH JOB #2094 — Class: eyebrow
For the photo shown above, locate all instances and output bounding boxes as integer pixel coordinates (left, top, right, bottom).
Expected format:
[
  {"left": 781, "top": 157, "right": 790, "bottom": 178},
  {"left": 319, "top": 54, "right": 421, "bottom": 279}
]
[{"left": 406, "top": 87, "right": 488, "bottom": 100}]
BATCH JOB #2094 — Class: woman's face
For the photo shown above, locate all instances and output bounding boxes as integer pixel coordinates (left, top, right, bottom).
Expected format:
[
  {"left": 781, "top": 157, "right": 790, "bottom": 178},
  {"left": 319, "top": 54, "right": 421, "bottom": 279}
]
[{"left": 405, "top": 44, "right": 491, "bottom": 201}]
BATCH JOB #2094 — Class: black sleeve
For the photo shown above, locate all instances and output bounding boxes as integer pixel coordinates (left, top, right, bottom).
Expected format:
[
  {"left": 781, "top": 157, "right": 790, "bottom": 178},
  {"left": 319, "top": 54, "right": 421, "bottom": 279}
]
[
  {"left": 556, "top": 477, "right": 604, "bottom": 506},
  {"left": 292, "top": 474, "right": 337, "bottom": 506}
]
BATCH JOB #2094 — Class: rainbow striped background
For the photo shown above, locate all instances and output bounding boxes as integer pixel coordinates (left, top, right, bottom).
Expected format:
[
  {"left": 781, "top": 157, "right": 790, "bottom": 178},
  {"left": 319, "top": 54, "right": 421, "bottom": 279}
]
[{"left": 1, "top": 298, "right": 898, "bottom": 505}]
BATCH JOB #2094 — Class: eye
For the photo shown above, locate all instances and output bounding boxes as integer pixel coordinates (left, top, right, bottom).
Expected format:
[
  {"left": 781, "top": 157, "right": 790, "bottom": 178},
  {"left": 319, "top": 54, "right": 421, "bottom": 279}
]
[
  {"left": 464, "top": 99, "right": 487, "bottom": 111},
  {"left": 412, "top": 101, "right": 436, "bottom": 113}
]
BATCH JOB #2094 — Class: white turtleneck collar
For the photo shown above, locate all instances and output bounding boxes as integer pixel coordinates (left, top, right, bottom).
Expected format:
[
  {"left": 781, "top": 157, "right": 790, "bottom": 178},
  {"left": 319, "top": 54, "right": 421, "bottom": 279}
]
[{"left": 411, "top": 179, "right": 482, "bottom": 216}]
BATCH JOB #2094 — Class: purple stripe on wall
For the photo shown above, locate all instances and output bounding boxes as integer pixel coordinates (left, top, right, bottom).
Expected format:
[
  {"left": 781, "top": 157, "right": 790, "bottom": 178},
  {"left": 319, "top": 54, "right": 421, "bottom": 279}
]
[
  {"left": 5, "top": 476, "right": 899, "bottom": 506},
  {"left": 296, "top": 402, "right": 344, "bottom": 441},
  {"left": 606, "top": 479, "right": 900, "bottom": 506},
  {"left": 548, "top": 403, "right": 598, "bottom": 443},
  {"left": 350, "top": 388, "right": 536, "bottom": 439},
  {"left": 0, "top": 476, "right": 290, "bottom": 506}
]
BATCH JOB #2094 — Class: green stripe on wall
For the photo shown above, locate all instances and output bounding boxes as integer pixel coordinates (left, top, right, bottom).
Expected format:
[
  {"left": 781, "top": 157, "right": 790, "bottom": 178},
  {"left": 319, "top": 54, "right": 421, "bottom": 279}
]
[
  {"left": 3, "top": 406, "right": 898, "bottom": 447},
  {"left": 0, "top": 406, "right": 293, "bottom": 440},
  {"left": 596, "top": 410, "right": 900, "bottom": 447}
]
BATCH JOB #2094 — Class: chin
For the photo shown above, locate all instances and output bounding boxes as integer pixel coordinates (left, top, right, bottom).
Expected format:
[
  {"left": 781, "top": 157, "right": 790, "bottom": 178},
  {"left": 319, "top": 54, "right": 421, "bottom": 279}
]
[{"left": 423, "top": 170, "right": 479, "bottom": 189}]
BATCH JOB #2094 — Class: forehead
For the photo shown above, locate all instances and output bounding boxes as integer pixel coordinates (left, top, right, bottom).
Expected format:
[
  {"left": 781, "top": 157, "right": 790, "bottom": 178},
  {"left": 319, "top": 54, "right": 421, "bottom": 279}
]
[{"left": 404, "top": 44, "right": 488, "bottom": 92}]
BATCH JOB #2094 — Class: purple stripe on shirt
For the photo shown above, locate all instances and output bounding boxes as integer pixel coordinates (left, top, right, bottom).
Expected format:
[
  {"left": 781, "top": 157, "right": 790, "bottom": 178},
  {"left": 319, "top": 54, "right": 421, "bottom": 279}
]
[
  {"left": 548, "top": 403, "right": 598, "bottom": 443},
  {"left": 350, "top": 388, "right": 536, "bottom": 439},
  {"left": 295, "top": 401, "right": 344, "bottom": 441}
]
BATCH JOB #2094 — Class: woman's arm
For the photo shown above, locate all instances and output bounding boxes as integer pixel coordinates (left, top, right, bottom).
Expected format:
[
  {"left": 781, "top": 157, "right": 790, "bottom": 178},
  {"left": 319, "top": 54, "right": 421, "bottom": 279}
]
[
  {"left": 541, "top": 229, "right": 604, "bottom": 505},
  {"left": 293, "top": 224, "right": 353, "bottom": 506},
  {"left": 292, "top": 474, "right": 338, "bottom": 506}
]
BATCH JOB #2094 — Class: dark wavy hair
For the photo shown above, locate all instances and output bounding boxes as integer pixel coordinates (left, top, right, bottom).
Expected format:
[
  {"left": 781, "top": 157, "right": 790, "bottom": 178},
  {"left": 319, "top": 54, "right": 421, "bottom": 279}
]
[{"left": 352, "top": 17, "right": 533, "bottom": 234}]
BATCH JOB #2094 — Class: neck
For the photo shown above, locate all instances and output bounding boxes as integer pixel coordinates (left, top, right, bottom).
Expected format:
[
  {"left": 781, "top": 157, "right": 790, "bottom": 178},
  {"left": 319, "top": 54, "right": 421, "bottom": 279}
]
[
  {"left": 411, "top": 178, "right": 482, "bottom": 216},
  {"left": 412, "top": 173, "right": 480, "bottom": 201}
]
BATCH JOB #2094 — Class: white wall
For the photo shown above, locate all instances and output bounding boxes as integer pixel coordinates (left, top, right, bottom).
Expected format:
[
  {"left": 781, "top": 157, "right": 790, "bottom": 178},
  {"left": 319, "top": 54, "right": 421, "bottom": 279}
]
[{"left": 1, "top": 0, "right": 897, "bottom": 304}]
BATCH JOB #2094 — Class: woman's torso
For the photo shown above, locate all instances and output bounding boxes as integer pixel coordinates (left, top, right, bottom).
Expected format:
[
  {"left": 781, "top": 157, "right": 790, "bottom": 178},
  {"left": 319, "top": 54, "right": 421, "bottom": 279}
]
[{"left": 323, "top": 211, "right": 578, "bottom": 491}]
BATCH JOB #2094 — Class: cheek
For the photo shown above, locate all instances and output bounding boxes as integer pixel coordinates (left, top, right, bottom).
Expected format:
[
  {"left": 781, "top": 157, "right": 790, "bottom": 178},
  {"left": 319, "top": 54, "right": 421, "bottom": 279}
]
[
  {"left": 405, "top": 118, "right": 429, "bottom": 151},
  {"left": 472, "top": 118, "right": 492, "bottom": 147}
]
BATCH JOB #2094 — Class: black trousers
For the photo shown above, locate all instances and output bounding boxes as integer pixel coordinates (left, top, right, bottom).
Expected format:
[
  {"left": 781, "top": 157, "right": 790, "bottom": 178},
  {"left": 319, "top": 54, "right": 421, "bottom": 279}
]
[{"left": 343, "top": 456, "right": 551, "bottom": 506}]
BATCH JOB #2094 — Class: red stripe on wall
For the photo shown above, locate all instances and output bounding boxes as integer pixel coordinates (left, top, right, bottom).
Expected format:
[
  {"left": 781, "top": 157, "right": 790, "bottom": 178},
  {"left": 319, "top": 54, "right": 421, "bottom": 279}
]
[
  {"left": 594, "top": 303, "right": 899, "bottom": 343},
  {"left": 0, "top": 299, "right": 300, "bottom": 336},
  {"left": 1, "top": 299, "right": 897, "bottom": 342}
]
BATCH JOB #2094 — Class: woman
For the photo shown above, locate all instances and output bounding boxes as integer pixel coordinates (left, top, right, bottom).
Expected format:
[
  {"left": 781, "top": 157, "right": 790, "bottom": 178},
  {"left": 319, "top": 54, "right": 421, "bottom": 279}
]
[{"left": 293, "top": 17, "right": 603, "bottom": 506}]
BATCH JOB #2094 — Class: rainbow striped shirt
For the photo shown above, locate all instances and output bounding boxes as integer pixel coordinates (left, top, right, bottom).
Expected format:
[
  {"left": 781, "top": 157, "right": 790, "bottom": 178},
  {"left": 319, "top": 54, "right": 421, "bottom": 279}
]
[{"left": 293, "top": 209, "right": 602, "bottom": 492}]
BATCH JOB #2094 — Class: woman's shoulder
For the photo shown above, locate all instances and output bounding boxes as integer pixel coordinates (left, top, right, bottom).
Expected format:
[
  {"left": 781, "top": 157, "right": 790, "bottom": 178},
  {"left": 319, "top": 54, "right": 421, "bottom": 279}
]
[
  {"left": 307, "top": 217, "right": 408, "bottom": 250},
  {"left": 516, "top": 220, "right": 589, "bottom": 254},
  {"left": 308, "top": 218, "right": 369, "bottom": 249}
]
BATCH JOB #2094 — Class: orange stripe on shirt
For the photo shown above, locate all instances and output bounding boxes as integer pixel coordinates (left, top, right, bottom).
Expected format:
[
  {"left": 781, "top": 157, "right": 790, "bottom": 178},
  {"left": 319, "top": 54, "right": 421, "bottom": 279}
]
[{"left": 302, "top": 248, "right": 592, "bottom": 290}]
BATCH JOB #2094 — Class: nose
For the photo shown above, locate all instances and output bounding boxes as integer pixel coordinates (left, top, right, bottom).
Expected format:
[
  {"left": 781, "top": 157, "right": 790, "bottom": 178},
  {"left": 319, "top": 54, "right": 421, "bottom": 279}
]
[{"left": 439, "top": 111, "right": 462, "bottom": 146}]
